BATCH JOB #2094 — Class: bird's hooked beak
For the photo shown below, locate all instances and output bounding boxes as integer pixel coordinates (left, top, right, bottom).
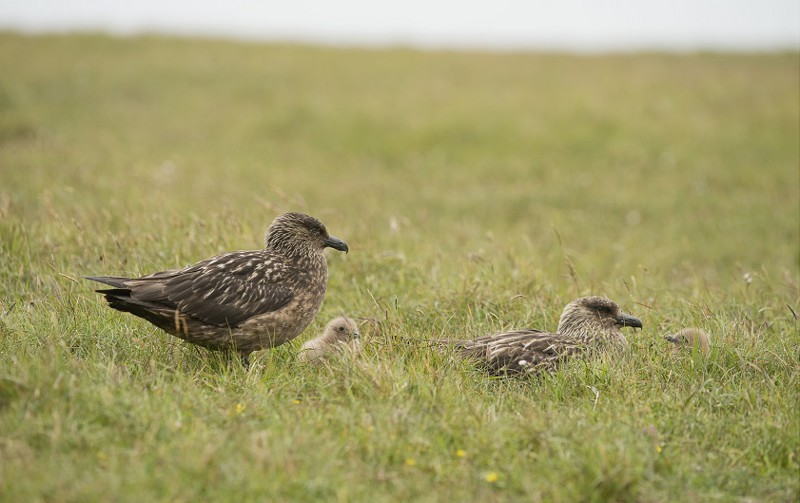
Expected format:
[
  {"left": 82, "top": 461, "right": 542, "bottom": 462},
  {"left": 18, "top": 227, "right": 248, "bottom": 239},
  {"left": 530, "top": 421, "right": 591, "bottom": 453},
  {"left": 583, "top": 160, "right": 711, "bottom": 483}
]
[
  {"left": 616, "top": 312, "right": 643, "bottom": 329},
  {"left": 324, "top": 235, "right": 349, "bottom": 254}
]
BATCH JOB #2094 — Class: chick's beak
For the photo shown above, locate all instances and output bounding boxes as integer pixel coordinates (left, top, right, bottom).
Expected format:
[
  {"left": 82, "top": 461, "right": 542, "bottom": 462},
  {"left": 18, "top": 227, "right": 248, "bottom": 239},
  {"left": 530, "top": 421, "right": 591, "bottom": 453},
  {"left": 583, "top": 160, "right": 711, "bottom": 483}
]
[
  {"left": 617, "top": 312, "right": 643, "bottom": 329},
  {"left": 664, "top": 335, "right": 678, "bottom": 344},
  {"left": 324, "top": 235, "right": 349, "bottom": 253}
]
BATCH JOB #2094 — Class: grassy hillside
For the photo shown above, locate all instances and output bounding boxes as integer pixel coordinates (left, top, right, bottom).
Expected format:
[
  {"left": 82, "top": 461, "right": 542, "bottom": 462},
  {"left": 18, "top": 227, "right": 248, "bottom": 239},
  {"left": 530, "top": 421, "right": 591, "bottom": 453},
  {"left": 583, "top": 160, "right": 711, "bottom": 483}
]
[{"left": 0, "top": 33, "right": 798, "bottom": 502}]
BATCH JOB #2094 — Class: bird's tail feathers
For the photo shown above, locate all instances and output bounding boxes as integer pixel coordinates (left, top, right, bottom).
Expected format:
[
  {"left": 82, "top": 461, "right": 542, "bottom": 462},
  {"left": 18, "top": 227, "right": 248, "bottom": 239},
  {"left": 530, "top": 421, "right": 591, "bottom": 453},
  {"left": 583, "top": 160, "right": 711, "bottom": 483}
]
[
  {"left": 84, "top": 276, "right": 132, "bottom": 289},
  {"left": 99, "top": 291, "right": 162, "bottom": 311}
]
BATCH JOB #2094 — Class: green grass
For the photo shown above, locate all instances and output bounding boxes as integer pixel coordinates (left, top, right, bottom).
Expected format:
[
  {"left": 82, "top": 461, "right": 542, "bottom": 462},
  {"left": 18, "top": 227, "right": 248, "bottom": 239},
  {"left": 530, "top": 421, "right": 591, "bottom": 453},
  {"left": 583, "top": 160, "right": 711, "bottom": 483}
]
[{"left": 0, "top": 33, "right": 798, "bottom": 502}]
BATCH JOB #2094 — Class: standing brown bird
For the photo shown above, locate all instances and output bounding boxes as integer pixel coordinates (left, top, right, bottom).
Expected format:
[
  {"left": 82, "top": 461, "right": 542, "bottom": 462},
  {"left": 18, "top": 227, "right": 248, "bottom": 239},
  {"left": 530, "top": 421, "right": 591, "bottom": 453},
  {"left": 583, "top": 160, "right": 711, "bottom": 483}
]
[
  {"left": 664, "top": 328, "right": 711, "bottom": 356},
  {"left": 297, "top": 316, "right": 361, "bottom": 363},
  {"left": 455, "top": 296, "right": 642, "bottom": 375},
  {"left": 87, "top": 212, "right": 349, "bottom": 365}
]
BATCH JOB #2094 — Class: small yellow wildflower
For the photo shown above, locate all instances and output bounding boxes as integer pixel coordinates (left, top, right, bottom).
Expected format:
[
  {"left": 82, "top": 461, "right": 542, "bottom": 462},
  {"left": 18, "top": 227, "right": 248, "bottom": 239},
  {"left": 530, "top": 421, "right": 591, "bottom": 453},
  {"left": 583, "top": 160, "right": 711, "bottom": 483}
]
[
  {"left": 485, "top": 472, "right": 499, "bottom": 483},
  {"left": 235, "top": 403, "right": 245, "bottom": 415},
  {"left": 405, "top": 458, "right": 416, "bottom": 467},
  {"left": 293, "top": 399, "right": 301, "bottom": 405},
  {"left": 656, "top": 444, "right": 663, "bottom": 453},
  {"left": 456, "top": 449, "right": 466, "bottom": 458}
]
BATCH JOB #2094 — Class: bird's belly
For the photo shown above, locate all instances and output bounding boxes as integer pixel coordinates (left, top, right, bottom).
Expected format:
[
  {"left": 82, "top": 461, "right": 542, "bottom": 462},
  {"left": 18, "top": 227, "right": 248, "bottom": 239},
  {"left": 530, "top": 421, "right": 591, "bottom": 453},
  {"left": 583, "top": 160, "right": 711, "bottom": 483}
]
[{"left": 236, "top": 291, "right": 325, "bottom": 352}]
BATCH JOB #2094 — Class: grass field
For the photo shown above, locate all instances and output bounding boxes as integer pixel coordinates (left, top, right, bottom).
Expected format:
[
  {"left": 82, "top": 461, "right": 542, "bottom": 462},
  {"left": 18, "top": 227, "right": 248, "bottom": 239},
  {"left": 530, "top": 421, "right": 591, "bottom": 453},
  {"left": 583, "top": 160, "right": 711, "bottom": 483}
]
[{"left": 0, "top": 33, "right": 798, "bottom": 502}]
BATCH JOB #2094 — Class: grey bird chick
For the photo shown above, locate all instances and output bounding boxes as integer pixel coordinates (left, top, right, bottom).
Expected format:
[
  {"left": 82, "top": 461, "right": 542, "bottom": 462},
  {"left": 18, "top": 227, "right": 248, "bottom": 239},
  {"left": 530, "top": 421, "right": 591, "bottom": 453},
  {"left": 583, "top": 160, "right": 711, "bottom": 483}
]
[
  {"left": 298, "top": 316, "right": 360, "bottom": 363},
  {"left": 664, "top": 328, "right": 710, "bottom": 356},
  {"left": 456, "top": 296, "right": 642, "bottom": 375},
  {"left": 87, "top": 212, "right": 349, "bottom": 365}
]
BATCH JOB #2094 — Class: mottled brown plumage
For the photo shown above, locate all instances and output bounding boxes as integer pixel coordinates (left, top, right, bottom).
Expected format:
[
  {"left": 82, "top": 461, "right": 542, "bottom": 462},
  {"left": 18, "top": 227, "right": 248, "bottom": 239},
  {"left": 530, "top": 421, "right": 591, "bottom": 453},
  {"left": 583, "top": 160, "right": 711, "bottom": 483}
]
[
  {"left": 297, "top": 316, "right": 360, "bottom": 363},
  {"left": 665, "top": 328, "right": 710, "bottom": 356},
  {"left": 456, "top": 296, "right": 642, "bottom": 375},
  {"left": 87, "top": 212, "right": 348, "bottom": 364}
]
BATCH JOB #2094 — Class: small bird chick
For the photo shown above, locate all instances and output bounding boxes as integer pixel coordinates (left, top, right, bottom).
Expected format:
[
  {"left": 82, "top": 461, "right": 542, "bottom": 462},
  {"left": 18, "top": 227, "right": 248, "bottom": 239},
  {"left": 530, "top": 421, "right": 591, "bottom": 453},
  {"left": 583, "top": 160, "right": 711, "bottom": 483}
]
[
  {"left": 298, "top": 317, "right": 360, "bottom": 363},
  {"left": 664, "top": 328, "right": 711, "bottom": 356}
]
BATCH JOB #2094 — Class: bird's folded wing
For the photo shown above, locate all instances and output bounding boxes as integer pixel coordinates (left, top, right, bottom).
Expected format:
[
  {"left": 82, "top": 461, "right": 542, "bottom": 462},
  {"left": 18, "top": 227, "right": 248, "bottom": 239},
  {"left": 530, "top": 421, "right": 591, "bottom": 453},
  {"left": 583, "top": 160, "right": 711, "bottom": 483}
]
[
  {"left": 460, "top": 330, "right": 586, "bottom": 370},
  {"left": 132, "top": 252, "right": 295, "bottom": 327}
]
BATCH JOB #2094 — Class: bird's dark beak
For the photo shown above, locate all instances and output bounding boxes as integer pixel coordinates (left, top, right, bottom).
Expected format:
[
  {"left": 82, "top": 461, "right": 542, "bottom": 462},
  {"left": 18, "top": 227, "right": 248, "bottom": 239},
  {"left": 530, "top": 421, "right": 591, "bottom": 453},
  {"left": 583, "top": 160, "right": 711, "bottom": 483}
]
[
  {"left": 664, "top": 335, "right": 678, "bottom": 344},
  {"left": 617, "top": 313, "right": 643, "bottom": 329},
  {"left": 324, "top": 236, "right": 349, "bottom": 254}
]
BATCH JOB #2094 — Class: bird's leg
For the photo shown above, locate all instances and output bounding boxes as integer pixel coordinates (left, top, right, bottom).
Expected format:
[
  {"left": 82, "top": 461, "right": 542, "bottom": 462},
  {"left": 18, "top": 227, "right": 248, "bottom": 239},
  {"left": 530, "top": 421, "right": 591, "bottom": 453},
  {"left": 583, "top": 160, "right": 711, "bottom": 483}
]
[{"left": 239, "top": 353, "right": 250, "bottom": 368}]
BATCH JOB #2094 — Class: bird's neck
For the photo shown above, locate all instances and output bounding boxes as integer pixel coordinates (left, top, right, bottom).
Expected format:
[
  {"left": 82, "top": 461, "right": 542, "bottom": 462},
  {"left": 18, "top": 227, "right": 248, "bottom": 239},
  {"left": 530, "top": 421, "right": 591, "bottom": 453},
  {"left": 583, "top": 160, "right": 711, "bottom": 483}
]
[
  {"left": 267, "top": 243, "right": 327, "bottom": 266},
  {"left": 558, "top": 319, "right": 623, "bottom": 346}
]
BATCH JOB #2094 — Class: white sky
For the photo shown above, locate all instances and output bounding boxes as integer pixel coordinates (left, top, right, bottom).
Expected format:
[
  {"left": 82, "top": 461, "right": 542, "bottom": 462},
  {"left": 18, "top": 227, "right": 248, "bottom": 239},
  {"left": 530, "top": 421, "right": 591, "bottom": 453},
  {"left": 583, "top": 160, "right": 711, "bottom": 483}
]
[{"left": 1, "top": 0, "right": 798, "bottom": 51}]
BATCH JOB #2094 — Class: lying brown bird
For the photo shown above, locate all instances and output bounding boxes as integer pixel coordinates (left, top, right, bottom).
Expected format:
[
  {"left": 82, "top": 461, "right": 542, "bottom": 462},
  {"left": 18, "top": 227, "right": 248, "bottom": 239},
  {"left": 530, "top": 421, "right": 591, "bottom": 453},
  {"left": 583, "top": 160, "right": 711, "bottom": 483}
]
[
  {"left": 454, "top": 296, "right": 642, "bottom": 375},
  {"left": 297, "top": 316, "right": 361, "bottom": 363},
  {"left": 87, "top": 212, "right": 348, "bottom": 365},
  {"left": 664, "top": 328, "right": 711, "bottom": 356}
]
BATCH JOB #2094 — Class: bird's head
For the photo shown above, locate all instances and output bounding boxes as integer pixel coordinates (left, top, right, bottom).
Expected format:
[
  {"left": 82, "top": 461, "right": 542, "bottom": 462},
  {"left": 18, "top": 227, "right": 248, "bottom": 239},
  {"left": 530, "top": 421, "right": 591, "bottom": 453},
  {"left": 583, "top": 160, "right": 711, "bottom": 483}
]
[
  {"left": 557, "top": 296, "right": 642, "bottom": 343},
  {"left": 264, "top": 212, "right": 349, "bottom": 257},
  {"left": 665, "top": 328, "right": 710, "bottom": 355},
  {"left": 323, "top": 316, "right": 360, "bottom": 344}
]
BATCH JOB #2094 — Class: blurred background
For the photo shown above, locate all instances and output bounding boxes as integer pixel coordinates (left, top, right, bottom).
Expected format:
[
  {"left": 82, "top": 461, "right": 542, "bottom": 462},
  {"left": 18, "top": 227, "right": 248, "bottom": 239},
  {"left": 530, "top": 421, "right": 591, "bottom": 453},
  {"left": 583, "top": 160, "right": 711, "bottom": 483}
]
[
  {"left": 1, "top": 0, "right": 799, "bottom": 51},
  {"left": 0, "top": 1, "right": 798, "bottom": 298}
]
